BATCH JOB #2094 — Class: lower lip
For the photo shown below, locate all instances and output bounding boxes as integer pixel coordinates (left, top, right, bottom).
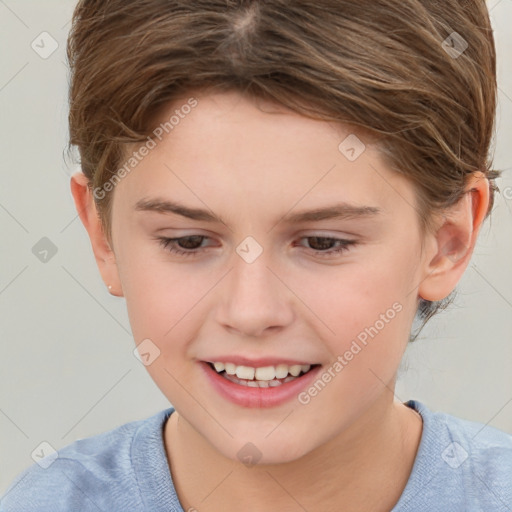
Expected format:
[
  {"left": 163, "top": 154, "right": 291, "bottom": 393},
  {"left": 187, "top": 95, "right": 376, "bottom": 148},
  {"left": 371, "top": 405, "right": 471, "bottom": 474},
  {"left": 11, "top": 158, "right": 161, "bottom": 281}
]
[{"left": 200, "top": 361, "right": 322, "bottom": 408}]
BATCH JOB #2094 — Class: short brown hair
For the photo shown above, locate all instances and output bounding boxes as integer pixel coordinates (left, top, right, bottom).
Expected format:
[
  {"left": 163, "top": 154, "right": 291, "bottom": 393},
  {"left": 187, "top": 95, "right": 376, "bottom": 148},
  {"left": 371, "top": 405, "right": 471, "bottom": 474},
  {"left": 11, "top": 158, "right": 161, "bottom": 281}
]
[{"left": 66, "top": 0, "right": 499, "bottom": 332}]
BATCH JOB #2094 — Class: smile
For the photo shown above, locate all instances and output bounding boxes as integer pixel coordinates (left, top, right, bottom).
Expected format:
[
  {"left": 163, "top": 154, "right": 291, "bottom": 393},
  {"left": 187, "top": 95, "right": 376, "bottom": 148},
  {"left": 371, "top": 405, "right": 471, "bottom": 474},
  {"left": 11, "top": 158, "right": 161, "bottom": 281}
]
[
  {"left": 208, "top": 361, "right": 315, "bottom": 387},
  {"left": 200, "top": 360, "right": 323, "bottom": 408}
]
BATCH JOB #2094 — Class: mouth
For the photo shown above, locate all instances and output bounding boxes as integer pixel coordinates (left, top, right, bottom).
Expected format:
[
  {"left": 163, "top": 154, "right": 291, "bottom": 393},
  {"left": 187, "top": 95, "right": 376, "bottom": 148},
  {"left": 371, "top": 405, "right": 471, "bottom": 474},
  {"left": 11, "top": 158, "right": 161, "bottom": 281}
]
[
  {"left": 206, "top": 361, "right": 319, "bottom": 388},
  {"left": 200, "top": 360, "right": 322, "bottom": 408}
]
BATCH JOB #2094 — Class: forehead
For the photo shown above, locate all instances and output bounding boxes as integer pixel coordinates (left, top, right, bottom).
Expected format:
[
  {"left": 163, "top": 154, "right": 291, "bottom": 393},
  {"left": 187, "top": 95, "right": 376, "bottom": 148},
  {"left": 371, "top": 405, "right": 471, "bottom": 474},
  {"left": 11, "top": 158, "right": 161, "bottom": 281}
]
[{"left": 112, "top": 91, "right": 418, "bottom": 224}]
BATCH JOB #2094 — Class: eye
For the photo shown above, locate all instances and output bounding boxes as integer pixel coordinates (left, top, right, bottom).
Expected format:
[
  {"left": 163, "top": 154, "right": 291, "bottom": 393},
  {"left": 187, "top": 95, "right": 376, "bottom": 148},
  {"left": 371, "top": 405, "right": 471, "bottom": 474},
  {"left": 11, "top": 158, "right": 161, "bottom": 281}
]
[
  {"left": 156, "top": 235, "right": 357, "bottom": 259},
  {"left": 157, "top": 235, "right": 211, "bottom": 257},
  {"left": 297, "top": 236, "right": 357, "bottom": 257}
]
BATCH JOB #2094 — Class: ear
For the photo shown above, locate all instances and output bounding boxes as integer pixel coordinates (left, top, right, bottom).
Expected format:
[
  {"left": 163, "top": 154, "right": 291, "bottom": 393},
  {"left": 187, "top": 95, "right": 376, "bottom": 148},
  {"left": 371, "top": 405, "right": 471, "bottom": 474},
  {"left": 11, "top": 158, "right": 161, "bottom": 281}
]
[
  {"left": 70, "top": 171, "right": 124, "bottom": 297},
  {"left": 418, "top": 172, "right": 490, "bottom": 302}
]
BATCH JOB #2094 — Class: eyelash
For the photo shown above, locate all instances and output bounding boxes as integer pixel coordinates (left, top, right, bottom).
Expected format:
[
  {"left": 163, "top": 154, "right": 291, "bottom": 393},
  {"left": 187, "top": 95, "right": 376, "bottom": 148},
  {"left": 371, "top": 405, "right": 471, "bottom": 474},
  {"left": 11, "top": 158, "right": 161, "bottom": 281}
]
[{"left": 156, "top": 235, "right": 357, "bottom": 258}]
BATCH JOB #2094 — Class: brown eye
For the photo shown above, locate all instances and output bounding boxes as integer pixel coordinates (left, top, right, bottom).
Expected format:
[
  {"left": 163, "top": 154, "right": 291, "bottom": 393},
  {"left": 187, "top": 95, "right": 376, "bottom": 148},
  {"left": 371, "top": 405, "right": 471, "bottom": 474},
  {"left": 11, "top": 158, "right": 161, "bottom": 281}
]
[
  {"left": 157, "top": 235, "right": 210, "bottom": 257},
  {"left": 306, "top": 237, "right": 337, "bottom": 251},
  {"left": 174, "top": 235, "right": 205, "bottom": 249},
  {"left": 298, "top": 236, "right": 357, "bottom": 257}
]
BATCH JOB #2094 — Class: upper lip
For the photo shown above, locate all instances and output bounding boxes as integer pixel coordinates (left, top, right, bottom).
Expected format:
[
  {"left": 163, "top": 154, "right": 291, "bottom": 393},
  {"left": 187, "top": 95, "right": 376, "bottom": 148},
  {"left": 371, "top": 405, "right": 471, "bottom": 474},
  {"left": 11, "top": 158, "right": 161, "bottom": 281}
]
[{"left": 202, "top": 356, "right": 318, "bottom": 367}]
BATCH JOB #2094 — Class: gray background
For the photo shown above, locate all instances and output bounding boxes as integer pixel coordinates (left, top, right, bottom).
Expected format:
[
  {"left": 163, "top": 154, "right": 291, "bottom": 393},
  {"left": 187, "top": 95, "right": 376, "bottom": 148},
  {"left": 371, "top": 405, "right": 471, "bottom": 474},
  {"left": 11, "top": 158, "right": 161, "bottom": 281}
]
[{"left": 1, "top": 0, "right": 511, "bottom": 495}]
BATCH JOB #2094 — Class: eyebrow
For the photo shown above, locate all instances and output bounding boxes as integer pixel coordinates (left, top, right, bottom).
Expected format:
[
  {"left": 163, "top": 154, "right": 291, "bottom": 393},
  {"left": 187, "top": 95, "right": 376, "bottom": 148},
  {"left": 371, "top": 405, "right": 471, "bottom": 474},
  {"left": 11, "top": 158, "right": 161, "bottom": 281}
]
[{"left": 134, "top": 197, "right": 381, "bottom": 224}]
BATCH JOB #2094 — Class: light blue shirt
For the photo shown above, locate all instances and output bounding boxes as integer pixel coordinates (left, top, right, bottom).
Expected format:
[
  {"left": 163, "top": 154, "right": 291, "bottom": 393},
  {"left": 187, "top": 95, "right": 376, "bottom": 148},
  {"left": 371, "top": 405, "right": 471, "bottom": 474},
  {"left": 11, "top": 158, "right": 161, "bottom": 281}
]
[{"left": 1, "top": 400, "right": 511, "bottom": 511}]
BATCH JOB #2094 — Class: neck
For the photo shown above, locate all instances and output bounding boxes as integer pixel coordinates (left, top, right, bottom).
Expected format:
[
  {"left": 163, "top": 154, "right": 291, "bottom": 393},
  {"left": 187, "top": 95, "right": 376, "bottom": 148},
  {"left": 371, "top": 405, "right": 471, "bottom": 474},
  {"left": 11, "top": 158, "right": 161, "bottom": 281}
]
[{"left": 164, "top": 394, "right": 423, "bottom": 512}]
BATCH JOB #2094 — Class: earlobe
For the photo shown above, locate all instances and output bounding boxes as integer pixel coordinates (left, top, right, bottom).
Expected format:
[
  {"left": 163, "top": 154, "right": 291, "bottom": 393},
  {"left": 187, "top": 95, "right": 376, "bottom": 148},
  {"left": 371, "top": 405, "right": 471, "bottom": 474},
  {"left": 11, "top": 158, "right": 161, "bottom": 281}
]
[
  {"left": 70, "top": 171, "right": 124, "bottom": 297},
  {"left": 418, "top": 172, "right": 490, "bottom": 302}
]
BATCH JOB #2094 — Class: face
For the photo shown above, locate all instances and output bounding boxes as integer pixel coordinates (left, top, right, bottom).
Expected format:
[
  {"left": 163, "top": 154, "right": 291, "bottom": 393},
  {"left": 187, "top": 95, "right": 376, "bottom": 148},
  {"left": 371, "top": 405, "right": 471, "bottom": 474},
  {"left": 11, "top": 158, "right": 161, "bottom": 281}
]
[{"left": 109, "top": 90, "right": 430, "bottom": 464}]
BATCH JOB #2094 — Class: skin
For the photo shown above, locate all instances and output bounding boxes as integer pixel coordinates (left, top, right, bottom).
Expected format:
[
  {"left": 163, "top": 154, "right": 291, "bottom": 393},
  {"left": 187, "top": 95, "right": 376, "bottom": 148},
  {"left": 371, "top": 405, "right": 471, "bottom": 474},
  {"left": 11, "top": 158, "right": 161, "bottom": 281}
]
[{"left": 71, "top": 90, "right": 489, "bottom": 512}]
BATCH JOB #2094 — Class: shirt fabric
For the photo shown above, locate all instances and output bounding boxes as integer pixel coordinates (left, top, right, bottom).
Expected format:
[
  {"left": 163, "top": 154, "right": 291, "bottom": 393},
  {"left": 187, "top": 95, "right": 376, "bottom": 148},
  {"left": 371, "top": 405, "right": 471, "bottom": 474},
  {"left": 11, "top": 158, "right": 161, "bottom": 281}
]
[{"left": 1, "top": 400, "right": 511, "bottom": 511}]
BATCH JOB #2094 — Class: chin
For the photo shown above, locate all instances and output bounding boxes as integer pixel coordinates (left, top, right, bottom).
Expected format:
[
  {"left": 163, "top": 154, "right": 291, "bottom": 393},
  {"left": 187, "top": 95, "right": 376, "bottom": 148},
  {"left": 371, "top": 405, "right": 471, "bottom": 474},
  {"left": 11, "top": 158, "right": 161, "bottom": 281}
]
[{"left": 209, "top": 431, "right": 315, "bottom": 467}]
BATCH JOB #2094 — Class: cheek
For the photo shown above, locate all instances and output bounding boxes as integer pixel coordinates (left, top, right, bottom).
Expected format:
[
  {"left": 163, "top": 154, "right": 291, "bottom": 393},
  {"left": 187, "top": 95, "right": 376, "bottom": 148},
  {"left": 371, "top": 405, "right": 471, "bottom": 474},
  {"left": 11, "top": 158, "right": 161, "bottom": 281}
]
[
  {"left": 123, "top": 265, "right": 203, "bottom": 341},
  {"left": 295, "top": 258, "right": 415, "bottom": 342},
  {"left": 294, "top": 267, "right": 412, "bottom": 418},
  {"left": 120, "top": 262, "right": 206, "bottom": 395},
  {"left": 118, "top": 249, "right": 221, "bottom": 377},
  {"left": 291, "top": 252, "right": 418, "bottom": 391},
  {"left": 116, "top": 242, "right": 179, "bottom": 336}
]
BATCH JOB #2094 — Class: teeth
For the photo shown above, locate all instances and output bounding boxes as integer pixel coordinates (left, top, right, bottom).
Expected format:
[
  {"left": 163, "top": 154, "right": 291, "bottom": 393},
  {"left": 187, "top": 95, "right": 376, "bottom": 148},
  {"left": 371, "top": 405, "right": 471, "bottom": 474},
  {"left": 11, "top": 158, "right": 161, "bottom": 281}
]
[
  {"left": 210, "top": 361, "right": 313, "bottom": 382},
  {"left": 221, "top": 373, "right": 303, "bottom": 387},
  {"left": 235, "top": 365, "right": 255, "bottom": 380},
  {"left": 255, "top": 366, "right": 275, "bottom": 380},
  {"left": 225, "top": 363, "right": 237, "bottom": 375},
  {"left": 275, "top": 364, "right": 289, "bottom": 379},
  {"left": 289, "top": 365, "right": 302, "bottom": 377}
]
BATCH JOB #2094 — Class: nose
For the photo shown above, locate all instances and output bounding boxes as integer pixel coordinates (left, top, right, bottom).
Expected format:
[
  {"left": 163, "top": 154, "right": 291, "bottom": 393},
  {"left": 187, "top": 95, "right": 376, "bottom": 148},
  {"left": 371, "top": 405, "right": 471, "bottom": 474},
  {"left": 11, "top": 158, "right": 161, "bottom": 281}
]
[{"left": 215, "top": 250, "right": 294, "bottom": 338}]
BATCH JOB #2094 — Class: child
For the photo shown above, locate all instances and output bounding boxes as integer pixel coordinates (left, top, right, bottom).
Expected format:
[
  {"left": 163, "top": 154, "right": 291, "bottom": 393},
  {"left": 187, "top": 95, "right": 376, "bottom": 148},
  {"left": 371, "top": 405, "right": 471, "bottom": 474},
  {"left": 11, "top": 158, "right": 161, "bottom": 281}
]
[{"left": 2, "top": 0, "right": 511, "bottom": 510}]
